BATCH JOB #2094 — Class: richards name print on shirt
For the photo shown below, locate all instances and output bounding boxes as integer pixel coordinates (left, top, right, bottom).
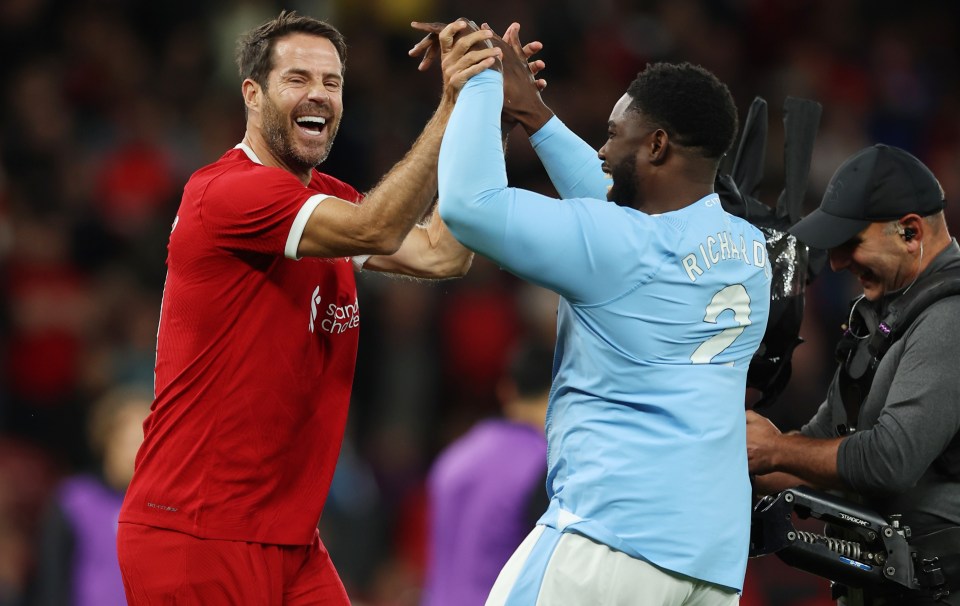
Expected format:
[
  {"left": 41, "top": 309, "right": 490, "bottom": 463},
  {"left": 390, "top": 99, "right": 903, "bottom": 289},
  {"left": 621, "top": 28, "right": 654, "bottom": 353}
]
[{"left": 680, "top": 230, "right": 768, "bottom": 282}]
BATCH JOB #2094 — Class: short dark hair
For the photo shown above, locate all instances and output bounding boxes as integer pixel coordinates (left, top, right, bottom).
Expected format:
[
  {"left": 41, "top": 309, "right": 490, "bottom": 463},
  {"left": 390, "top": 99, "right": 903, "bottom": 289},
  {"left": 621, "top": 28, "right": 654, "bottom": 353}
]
[
  {"left": 507, "top": 341, "right": 554, "bottom": 399},
  {"left": 235, "top": 10, "right": 347, "bottom": 87},
  {"left": 626, "top": 62, "right": 738, "bottom": 160}
]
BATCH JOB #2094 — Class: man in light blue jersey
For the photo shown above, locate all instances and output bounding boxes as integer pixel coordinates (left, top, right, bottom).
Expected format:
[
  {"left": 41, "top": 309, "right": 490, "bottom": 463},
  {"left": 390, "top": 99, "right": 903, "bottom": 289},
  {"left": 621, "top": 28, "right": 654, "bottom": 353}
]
[{"left": 428, "top": 20, "right": 772, "bottom": 605}]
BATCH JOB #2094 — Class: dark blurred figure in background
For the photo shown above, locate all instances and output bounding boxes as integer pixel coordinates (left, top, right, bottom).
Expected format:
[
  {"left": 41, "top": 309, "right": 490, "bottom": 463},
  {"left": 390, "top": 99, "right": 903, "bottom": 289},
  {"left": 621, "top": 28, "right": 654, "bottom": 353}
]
[
  {"left": 0, "top": 439, "right": 59, "bottom": 606},
  {"left": 747, "top": 145, "right": 960, "bottom": 605},
  {"left": 31, "top": 386, "right": 150, "bottom": 606},
  {"left": 422, "top": 340, "right": 551, "bottom": 606}
]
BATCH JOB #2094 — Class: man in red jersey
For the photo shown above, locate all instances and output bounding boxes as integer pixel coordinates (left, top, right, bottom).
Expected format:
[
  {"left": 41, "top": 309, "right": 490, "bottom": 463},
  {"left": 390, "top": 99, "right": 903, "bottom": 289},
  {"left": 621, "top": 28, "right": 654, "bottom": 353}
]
[{"left": 116, "top": 12, "right": 504, "bottom": 604}]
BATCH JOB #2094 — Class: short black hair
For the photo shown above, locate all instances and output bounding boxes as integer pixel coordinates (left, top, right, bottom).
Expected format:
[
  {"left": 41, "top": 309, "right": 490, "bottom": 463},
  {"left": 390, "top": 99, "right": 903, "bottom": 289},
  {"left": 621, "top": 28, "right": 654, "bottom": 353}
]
[
  {"left": 626, "top": 62, "right": 738, "bottom": 160},
  {"left": 507, "top": 341, "right": 554, "bottom": 399},
  {"left": 235, "top": 10, "right": 347, "bottom": 87}
]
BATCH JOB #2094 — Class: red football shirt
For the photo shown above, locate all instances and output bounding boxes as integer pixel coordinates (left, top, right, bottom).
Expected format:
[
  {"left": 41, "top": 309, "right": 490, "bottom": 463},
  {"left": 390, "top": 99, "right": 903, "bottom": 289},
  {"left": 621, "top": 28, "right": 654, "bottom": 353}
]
[{"left": 120, "top": 145, "right": 363, "bottom": 545}]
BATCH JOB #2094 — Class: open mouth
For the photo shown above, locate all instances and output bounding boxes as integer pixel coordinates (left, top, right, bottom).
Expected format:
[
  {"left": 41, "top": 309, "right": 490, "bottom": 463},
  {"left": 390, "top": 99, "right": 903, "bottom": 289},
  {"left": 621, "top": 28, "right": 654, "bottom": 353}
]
[
  {"left": 601, "top": 166, "right": 613, "bottom": 194},
  {"left": 295, "top": 116, "right": 327, "bottom": 136}
]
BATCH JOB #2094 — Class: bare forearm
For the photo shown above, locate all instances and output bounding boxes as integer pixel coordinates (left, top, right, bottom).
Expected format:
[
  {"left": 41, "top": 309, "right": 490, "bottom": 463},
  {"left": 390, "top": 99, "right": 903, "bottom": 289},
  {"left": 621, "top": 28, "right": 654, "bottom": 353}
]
[
  {"left": 298, "top": 24, "right": 501, "bottom": 260},
  {"left": 756, "top": 433, "right": 846, "bottom": 491},
  {"left": 363, "top": 209, "right": 474, "bottom": 278},
  {"left": 357, "top": 98, "right": 455, "bottom": 252},
  {"left": 358, "top": 22, "right": 503, "bottom": 253},
  {"left": 419, "top": 207, "right": 474, "bottom": 277},
  {"left": 297, "top": 99, "right": 455, "bottom": 259}
]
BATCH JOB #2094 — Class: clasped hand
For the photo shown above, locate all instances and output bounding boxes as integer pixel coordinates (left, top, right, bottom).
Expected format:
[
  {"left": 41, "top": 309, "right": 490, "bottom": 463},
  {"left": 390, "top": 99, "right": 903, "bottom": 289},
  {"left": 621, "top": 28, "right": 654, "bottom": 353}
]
[{"left": 409, "top": 19, "right": 548, "bottom": 130}]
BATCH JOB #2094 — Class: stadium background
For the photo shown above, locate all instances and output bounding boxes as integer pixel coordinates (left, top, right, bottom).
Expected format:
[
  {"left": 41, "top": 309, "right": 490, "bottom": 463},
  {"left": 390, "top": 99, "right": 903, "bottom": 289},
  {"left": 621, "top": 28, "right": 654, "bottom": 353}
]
[{"left": 0, "top": 0, "right": 957, "bottom": 603}]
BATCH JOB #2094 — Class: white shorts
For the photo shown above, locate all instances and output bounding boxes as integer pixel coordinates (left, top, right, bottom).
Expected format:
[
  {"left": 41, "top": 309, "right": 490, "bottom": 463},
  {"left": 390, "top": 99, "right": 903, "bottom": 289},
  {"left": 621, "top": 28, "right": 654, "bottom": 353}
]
[{"left": 485, "top": 526, "right": 740, "bottom": 606}]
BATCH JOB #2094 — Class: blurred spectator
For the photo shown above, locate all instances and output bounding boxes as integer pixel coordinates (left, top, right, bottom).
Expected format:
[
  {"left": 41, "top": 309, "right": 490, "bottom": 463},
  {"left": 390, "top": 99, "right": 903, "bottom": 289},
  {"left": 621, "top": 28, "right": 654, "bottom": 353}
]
[
  {"left": 0, "top": 438, "right": 59, "bottom": 606},
  {"left": 438, "top": 259, "right": 523, "bottom": 418},
  {"left": 30, "top": 386, "right": 151, "bottom": 606},
  {"left": 91, "top": 98, "right": 177, "bottom": 241},
  {"left": 421, "top": 340, "right": 552, "bottom": 606},
  {"left": 1, "top": 212, "right": 95, "bottom": 462}
]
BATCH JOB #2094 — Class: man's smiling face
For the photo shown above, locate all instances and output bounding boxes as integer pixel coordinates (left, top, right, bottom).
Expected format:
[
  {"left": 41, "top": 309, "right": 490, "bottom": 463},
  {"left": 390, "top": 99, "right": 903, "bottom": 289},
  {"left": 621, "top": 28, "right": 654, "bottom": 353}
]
[{"left": 260, "top": 33, "right": 344, "bottom": 173}]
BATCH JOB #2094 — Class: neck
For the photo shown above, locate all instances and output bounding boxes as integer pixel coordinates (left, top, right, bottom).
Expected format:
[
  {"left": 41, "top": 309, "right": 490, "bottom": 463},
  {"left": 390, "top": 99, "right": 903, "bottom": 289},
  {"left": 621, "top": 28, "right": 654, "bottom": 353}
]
[
  {"left": 504, "top": 398, "right": 547, "bottom": 431},
  {"left": 918, "top": 234, "right": 952, "bottom": 274},
  {"left": 637, "top": 157, "right": 717, "bottom": 213},
  {"left": 242, "top": 129, "right": 313, "bottom": 186},
  {"left": 889, "top": 235, "right": 952, "bottom": 299},
  {"left": 639, "top": 182, "right": 714, "bottom": 214}
]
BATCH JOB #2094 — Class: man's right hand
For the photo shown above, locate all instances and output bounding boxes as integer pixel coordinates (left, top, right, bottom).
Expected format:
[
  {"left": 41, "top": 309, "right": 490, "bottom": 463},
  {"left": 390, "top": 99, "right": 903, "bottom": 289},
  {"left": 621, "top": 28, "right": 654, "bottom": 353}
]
[
  {"left": 491, "top": 22, "right": 554, "bottom": 136},
  {"left": 412, "top": 19, "right": 503, "bottom": 100}
]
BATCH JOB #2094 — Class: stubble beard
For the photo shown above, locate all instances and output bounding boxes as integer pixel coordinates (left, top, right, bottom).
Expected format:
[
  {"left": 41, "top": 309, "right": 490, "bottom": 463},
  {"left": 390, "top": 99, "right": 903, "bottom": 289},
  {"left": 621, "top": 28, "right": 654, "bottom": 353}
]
[
  {"left": 261, "top": 94, "right": 340, "bottom": 174},
  {"left": 607, "top": 155, "right": 639, "bottom": 209}
]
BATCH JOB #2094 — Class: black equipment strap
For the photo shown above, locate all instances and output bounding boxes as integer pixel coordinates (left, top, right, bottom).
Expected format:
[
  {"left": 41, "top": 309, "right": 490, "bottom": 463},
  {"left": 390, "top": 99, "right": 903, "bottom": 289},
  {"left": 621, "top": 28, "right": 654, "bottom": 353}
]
[
  {"left": 867, "top": 268, "right": 960, "bottom": 369},
  {"left": 837, "top": 268, "right": 960, "bottom": 428}
]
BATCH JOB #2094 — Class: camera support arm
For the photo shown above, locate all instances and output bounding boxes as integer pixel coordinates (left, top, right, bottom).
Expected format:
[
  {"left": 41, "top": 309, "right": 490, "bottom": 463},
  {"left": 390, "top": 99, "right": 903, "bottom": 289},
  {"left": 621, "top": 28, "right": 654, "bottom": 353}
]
[{"left": 750, "top": 486, "right": 949, "bottom": 599}]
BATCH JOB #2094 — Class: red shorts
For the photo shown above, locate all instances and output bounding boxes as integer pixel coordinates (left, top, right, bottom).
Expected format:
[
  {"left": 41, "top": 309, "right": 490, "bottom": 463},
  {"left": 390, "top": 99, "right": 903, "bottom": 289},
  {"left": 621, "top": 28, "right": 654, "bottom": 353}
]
[{"left": 117, "top": 522, "right": 349, "bottom": 605}]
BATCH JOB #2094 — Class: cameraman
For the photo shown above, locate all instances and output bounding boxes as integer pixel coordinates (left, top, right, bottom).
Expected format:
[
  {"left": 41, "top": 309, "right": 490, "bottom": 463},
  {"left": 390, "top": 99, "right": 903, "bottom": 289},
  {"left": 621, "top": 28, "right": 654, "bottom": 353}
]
[{"left": 747, "top": 144, "right": 960, "bottom": 606}]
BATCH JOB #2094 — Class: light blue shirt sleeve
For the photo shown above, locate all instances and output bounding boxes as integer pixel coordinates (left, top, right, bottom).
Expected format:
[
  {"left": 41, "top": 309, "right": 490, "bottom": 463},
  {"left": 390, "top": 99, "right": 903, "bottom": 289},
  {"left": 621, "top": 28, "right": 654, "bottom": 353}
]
[
  {"left": 438, "top": 71, "right": 662, "bottom": 304},
  {"left": 529, "top": 116, "right": 609, "bottom": 200}
]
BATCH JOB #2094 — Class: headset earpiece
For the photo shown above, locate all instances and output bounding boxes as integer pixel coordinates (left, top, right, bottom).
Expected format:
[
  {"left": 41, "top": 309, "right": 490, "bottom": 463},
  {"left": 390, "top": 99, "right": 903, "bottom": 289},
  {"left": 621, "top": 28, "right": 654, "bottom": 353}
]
[{"left": 897, "top": 224, "right": 916, "bottom": 241}]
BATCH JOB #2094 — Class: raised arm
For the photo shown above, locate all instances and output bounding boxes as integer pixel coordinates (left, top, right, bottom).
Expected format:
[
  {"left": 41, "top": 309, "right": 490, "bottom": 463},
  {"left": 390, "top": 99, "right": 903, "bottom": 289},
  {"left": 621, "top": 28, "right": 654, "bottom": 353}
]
[
  {"left": 361, "top": 205, "right": 474, "bottom": 279},
  {"left": 438, "top": 69, "right": 643, "bottom": 303},
  {"left": 296, "top": 22, "right": 501, "bottom": 260},
  {"left": 497, "top": 23, "right": 608, "bottom": 200},
  {"left": 410, "top": 20, "right": 604, "bottom": 201}
]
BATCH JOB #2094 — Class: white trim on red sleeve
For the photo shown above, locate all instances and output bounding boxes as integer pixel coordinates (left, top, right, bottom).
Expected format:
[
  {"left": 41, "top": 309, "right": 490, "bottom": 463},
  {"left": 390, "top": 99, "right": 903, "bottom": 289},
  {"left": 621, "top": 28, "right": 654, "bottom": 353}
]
[
  {"left": 233, "top": 143, "right": 339, "bottom": 262},
  {"left": 285, "top": 194, "right": 330, "bottom": 260},
  {"left": 351, "top": 255, "right": 370, "bottom": 272}
]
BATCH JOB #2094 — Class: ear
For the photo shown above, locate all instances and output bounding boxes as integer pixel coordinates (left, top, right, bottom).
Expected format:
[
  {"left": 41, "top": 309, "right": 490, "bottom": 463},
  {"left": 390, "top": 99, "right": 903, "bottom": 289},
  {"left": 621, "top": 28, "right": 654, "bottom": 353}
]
[
  {"left": 241, "top": 78, "right": 261, "bottom": 114},
  {"left": 649, "top": 129, "right": 669, "bottom": 165},
  {"left": 897, "top": 213, "right": 923, "bottom": 249}
]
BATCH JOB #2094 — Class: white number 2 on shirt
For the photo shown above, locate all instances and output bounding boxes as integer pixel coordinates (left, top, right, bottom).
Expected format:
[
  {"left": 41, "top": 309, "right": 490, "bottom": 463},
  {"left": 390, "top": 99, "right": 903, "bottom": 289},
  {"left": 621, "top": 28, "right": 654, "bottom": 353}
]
[{"left": 690, "top": 284, "right": 752, "bottom": 365}]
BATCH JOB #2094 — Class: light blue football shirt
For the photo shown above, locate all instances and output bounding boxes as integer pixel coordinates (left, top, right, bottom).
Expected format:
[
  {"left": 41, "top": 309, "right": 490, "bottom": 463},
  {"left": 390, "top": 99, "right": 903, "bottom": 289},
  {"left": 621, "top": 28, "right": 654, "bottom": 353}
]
[{"left": 438, "top": 71, "right": 772, "bottom": 592}]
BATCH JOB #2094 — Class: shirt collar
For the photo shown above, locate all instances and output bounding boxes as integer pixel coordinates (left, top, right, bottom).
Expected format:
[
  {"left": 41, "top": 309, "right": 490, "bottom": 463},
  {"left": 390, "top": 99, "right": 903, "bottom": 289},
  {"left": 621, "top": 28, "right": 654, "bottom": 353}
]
[{"left": 235, "top": 142, "right": 263, "bottom": 165}]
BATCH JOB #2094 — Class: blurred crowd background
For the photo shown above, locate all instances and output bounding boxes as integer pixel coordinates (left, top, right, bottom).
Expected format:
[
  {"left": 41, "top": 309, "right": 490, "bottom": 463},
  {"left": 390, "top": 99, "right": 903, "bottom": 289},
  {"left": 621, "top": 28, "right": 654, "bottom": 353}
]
[{"left": 0, "top": 0, "right": 957, "bottom": 604}]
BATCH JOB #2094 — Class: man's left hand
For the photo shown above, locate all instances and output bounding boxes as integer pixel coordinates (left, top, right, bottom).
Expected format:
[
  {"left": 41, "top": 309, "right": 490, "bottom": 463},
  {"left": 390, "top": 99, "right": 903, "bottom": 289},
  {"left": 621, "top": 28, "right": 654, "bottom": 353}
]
[
  {"left": 494, "top": 22, "right": 551, "bottom": 134},
  {"left": 409, "top": 20, "right": 544, "bottom": 84},
  {"left": 411, "top": 19, "right": 503, "bottom": 100}
]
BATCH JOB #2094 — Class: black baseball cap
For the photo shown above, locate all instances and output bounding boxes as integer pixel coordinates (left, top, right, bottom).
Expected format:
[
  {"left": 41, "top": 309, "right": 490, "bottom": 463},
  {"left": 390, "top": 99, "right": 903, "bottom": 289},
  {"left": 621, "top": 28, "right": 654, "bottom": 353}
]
[{"left": 790, "top": 144, "right": 945, "bottom": 249}]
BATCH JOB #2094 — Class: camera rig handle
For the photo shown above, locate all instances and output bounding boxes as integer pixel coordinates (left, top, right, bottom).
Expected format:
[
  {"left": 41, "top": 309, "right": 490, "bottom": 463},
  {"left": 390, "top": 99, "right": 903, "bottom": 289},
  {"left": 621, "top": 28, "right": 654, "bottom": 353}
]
[{"left": 749, "top": 486, "right": 949, "bottom": 599}]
